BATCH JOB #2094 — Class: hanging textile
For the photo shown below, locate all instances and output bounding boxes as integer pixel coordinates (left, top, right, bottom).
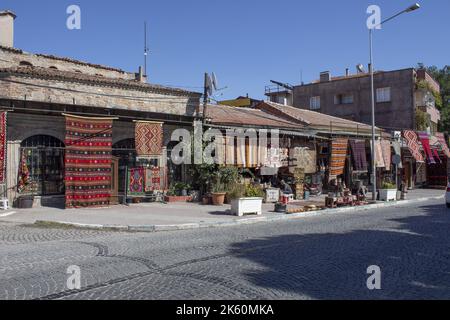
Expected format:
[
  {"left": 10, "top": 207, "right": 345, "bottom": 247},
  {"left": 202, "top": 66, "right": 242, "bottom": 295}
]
[
  {"left": 392, "top": 141, "right": 403, "bottom": 169},
  {"left": 0, "top": 112, "right": 6, "bottom": 183},
  {"left": 128, "top": 167, "right": 145, "bottom": 196},
  {"left": 145, "top": 167, "right": 166, "bottom": 192},
  {"left": 225, "top": 135, "right": 235, "bottom": 165},
  {"left": 349, "top": 140, "right": 368, "bottom": 171},
  {"left": 417, "top": 132, "right": 436, "bottom": 165},
  {"left": 329, "top": 139, "right": 348, "bottom": 180},
  {"left": 381, "top": 140, "right": 392, "bottom": 171},
  {"left": 374, "top": 140, "right": 385, "bottom": 168},
  {"left": 435, "top": 133, "right": 450, "bottom": 158},
  {"left": 246, "top": 139, "right": 259, "bottom": 168},
  {"left": 432, "top": 149, "right": 442, "bottom": 164},
  {"left": 265, "top": 148, "right": 282, "bottom": 168},
  {"left": 64, "top": 114, "right": 115, "bottom": 208},
  {"left": 236, "top": 137, "right": 247, "bottom": 167},
  {"left": 290, "top": 146, "right": 317, "bottom": 174},
  {"left": 135, "top": 121, "right": 164, "bottom": 157},
  {"left": 17, "top": 149, "right": 30, "bottom": 193},
  {"left": 403, "top": 130, "right": 424, "bottom": 163}
]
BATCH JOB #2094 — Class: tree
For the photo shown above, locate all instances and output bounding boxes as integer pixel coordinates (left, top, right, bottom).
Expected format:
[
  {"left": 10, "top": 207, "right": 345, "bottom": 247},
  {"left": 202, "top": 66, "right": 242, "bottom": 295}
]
[{"left": 419, "top": 64, "right": 450, "bottom": 132}]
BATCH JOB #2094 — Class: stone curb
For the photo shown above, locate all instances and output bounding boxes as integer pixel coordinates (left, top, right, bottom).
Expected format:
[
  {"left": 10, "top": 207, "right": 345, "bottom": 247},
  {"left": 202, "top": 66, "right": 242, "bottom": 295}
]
[{"left": 34, "top": 195, "right": 444, "bottom": 233}]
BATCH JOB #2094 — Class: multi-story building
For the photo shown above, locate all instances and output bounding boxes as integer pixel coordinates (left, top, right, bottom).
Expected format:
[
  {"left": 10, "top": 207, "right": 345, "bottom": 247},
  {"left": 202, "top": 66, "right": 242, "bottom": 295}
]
[{"left": 266, "top": 67, "right": 441, "bottom": 134}]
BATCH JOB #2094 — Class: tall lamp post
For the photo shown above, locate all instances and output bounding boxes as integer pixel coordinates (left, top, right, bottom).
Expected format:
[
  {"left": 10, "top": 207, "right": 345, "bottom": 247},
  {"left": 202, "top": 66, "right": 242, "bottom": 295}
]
[{"left": 369, "top": 3, "right": 420, "bottom": 201}]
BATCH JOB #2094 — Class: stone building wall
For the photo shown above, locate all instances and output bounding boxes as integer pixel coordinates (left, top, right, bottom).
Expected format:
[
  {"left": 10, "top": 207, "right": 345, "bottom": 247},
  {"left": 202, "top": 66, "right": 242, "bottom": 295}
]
[{"left": 0, "top": 74, "right": 199, "bottom": 117}]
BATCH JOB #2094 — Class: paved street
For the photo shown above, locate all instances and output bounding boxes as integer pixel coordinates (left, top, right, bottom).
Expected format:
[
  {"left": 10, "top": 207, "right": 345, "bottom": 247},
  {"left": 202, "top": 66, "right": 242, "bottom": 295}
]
[{"left": 0, "top": 198, "right": 449, "bottom": 300}]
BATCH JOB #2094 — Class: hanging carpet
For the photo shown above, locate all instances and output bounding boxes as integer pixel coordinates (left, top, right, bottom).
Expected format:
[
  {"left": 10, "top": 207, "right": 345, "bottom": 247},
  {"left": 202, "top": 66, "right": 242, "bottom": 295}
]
[
  {"left": 64, "top": 114, "right": 115, "bottom": 208},
  {"left": 349, "top": 139, "right": 368, "bottom": 171},
  {"left": 330, "top": 139, "right": 348, "bottom": 180},
  {"left": 417, "top": 131, "right": 436, "bottom": 165},
  {"left": 135, "top": 121, "right": 164, "bottom": 157},
  {"left": 0, "top": 112, "right": 7, "bottom": 183},
  {"left": 403, "top": 130, "right": 424, "bottom": 163}
]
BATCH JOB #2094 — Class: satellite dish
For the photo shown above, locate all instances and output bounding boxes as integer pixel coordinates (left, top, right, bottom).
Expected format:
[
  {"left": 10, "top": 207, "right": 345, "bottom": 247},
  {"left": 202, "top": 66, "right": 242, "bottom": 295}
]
[
  {"left": 206, "top": 74, "right": 213, "bottom": 96},
  {"left": 211, "top": 72, "right": 218, "bottom": 91},
  {"left": 356, "top": 64, "right": 365, "bottom": 74}
]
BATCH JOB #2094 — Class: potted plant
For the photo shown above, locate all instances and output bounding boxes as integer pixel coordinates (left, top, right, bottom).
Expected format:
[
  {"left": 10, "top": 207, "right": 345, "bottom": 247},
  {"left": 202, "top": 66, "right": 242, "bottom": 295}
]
[
  {"left": 379, "top": 181, "right": 397, "bottom": 202},
  {"left": 229, "top": 184, "right": 264, "bottom": 217}
]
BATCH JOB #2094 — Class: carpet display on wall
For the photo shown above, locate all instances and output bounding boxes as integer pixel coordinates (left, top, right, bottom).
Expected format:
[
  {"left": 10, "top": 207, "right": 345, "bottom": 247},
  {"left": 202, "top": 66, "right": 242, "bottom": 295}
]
[
  {"left": 128, "top": 167, "right": 145, "bottom": 196},
  {"left": 0, "top": 112, "right": 7, "bottom": 184},
  {"left": 403, "top": 130, "right": 424, "bottom": 163},
  {"left": 349, "top": 139, "right": 368, "bottom": 171},
  {"left": 329, "top": 139, "right": 348, "bottom": 180},
  {"left": 135, "top": 121, "right": 164, "bottom": 157},
  {"left": 417, "top": 132, "right": 436, "bottom": 165},
  {"left": 64, "top": 114, "right": 114, "bottom": 208}
]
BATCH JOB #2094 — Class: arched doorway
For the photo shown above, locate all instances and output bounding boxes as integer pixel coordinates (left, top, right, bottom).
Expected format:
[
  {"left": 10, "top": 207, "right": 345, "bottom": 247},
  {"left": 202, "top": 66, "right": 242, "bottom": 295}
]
[
  {"left": 112, "top": 139, "right": 137, "bottom": 194},
  {"left": 19, "top": 135, "right": 65, "bottom": 196}
]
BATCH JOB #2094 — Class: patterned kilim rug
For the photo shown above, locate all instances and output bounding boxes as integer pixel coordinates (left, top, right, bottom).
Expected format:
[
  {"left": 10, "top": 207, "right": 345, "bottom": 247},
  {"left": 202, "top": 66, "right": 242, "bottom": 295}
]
[
  {"left": 128, "top": 167, "right": 145, "bottom": 196},
  {"left": 436, "top": 133, "right": 450, "bottom": 158},
  {"left": 403, "top": 130, "right": 424, "bottom": 163},
  {"left": 135, "top": 121, "right": 164, "bottom": 157},
  {"left": 64, "top": 114, "right": 115, "bottom": 208},
  {"left": 330, "top": 139, "right": 348, "bottom": 180},
  {"left": 0, "top": 112, "right": 6, "bottom": 184},
  {"left": 145, "top": 167, "right": 166, "bottom": 192}
]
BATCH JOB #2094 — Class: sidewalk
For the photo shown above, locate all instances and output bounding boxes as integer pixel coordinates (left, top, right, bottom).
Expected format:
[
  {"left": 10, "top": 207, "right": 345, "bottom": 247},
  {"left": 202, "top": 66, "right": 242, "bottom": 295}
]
[{"left": 0, "top": 188, "right": 445, "bottom": 232}]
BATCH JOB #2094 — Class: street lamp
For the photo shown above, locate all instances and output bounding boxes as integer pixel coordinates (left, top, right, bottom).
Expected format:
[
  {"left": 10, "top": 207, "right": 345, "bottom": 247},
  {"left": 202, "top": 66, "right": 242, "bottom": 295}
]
[{"left": 369, "top": 3, "right": 420, "bottom": 201}]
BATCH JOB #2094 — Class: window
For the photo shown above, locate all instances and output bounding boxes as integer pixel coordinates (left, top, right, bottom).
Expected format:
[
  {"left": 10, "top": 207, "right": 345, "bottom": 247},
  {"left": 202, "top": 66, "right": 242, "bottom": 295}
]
[
  {"left": 310, "top": 96, "right": 321, "bottom": 110},
  {"left": 376, "top": 87, "right": 391, "bottom": 103},
  {"left": 334, "top": 93, "right": 354, "bottom": 105}
]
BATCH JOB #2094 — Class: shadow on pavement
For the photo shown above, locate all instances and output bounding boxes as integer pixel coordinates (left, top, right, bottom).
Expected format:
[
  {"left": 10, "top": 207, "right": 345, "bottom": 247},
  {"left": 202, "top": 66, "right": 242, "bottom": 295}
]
[{"left": 228, "top": 203, "right": 450, "bottom": 300}]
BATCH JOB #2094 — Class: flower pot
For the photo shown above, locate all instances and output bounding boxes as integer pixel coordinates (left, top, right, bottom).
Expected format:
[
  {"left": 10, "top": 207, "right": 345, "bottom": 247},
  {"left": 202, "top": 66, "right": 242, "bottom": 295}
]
[
  {"left": 202, "top": 196, "right": 211, "bottom": 205},
  {"left": 211, "top": 192, "right": 226, "bottom": 206},
  {"left": 231, "top": 197, "right": 263, "bottom": 216},
  {"left": 17, "top": 196, "right": 34, "bottom": 209},
  {"left": 379, "top": 189, "right": 397, "bottom": 202}
]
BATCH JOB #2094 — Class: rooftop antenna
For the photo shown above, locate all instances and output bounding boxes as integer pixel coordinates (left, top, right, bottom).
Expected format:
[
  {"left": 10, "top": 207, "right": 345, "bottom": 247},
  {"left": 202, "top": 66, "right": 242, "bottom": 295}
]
[{"left": 144, "top": 21, "right": 149, "bottom": 78}]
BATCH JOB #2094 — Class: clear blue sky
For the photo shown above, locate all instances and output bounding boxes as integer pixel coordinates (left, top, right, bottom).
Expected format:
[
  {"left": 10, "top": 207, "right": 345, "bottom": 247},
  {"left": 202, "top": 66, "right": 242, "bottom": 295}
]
[{"left": 2, "top": 0, "right": 449, "bottom": 99}]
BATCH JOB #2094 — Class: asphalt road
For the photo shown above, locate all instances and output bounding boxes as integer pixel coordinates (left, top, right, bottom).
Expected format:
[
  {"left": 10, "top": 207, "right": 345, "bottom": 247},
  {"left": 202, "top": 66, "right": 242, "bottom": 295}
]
[{"left": 0, "top": 198, "right": 449, "bottom": 300}]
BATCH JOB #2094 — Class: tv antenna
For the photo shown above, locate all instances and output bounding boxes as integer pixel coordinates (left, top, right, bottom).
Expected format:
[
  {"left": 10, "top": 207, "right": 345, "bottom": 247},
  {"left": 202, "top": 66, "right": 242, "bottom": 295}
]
[{"left": 144, "top": 21, "right": 149, "bottom": 77}]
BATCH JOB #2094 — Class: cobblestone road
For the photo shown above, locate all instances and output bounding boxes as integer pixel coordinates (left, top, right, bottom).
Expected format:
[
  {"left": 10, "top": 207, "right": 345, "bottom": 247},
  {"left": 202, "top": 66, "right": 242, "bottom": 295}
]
[{"left": 0, "top": 199, "right": 449, "bottom": 300}]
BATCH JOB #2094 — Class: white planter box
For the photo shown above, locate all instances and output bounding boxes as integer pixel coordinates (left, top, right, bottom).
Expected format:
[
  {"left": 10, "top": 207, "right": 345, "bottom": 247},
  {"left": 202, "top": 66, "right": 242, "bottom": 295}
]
[
  {"left": 231, "top": 198, "right": 263, "bottom": 217},
  {"left": 379, "top": 189, "right": 397, "bottom": 202}
]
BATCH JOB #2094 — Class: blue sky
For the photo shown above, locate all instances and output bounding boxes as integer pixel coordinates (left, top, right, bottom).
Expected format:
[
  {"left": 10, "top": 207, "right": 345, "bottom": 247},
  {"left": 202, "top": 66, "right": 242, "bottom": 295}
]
[{"left": 2, "top": 0, "right": 449, "bottom": 99}]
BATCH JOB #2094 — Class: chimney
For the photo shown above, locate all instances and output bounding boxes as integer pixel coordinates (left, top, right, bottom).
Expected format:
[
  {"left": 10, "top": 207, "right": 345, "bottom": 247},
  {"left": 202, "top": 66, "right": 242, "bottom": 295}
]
[
  {"left": 320, "top": 71, "right": 331, "bottom": 82},
  {"left": 0, "top": 10, "right": 16, "bottom": 48},
  {"left": 136, "top": 66, "right": 147, "bottom": 83}
]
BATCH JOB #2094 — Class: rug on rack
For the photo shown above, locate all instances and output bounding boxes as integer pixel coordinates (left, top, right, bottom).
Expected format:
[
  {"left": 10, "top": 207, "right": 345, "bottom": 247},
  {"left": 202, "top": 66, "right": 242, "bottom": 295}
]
[
  {"left": 349, "top": 139, "right": 368, "bottom": 171},
  {"left": 417, "top": 131, "right": 436, "bottom": 165},
  {"left": 0, "top": 112, "right": 7, "bottom": 184},
  {"left": 64, "top": 114, "right": 114, "bottom": 208},
  {"left": 403, "top": 130, "right": 424, "bottom": 163},
  {"left": 436, "top": 133, "right": 450, "bottom": 158},
  {"left": 329, "top": 139, "right": 348, "bottom": 180},
  {"left": 374, "top": 140, "right": 385, "bottom": 168},
  {"left": 128, "top": 167, "right": 145, "bottom": 196},
  {"left": 392, "top": 141, "right": 403, "bottom": 169},
  {"left": 145, "top": 167, "right": 166, "bottom": 192},
  {"left": 135, "top": 121, "right": 164, "bottom": 157}
]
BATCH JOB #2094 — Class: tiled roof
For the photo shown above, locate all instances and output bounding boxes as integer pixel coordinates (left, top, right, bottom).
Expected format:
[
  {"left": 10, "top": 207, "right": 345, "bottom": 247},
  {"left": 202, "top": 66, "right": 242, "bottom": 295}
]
[
  {"left": 0, "top": 66, "right": 202, "bottom": 96},
  {"left": 205, "top": 104, "right": 303, "bottom": 129},
  {"left": 258, "top": 101, "right": 375, "bottom": 131}
]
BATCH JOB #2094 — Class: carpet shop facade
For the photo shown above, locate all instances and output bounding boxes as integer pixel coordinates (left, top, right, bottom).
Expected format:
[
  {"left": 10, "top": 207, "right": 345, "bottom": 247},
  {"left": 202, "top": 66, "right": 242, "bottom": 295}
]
[{"left": 0, "top": 45, "right": 202, "bottom": 208}]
